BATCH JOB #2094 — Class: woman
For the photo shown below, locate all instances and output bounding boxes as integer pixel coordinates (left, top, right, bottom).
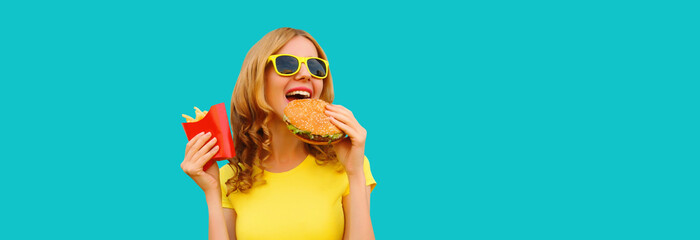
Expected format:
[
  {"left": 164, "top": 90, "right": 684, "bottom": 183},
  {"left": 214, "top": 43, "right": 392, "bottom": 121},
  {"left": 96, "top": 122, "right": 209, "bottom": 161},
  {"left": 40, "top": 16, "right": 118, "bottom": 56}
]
[{"left": 181, "top": 27, "right": 377, "bottom": 240}]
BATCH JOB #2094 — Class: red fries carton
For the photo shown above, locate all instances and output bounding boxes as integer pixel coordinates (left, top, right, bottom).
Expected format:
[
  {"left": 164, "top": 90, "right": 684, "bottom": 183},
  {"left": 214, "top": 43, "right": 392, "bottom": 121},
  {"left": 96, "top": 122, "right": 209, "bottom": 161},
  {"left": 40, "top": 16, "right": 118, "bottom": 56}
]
[{"left": 182, "top": 102, "right": 235, "bottom": 171}]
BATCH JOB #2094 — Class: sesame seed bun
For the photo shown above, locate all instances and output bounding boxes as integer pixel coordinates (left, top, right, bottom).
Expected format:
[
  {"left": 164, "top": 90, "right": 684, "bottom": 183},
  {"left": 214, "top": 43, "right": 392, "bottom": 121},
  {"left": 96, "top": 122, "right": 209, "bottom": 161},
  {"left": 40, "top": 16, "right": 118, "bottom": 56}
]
[{"left": 283, "top": 99, "right": 347, "bottom": 145}]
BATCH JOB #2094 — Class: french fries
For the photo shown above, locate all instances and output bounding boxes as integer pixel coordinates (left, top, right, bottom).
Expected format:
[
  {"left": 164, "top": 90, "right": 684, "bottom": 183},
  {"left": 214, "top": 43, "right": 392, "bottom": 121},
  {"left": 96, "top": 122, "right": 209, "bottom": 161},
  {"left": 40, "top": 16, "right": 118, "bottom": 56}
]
[{"left": 182, "top": 106, "right": 208, "bottom": 123}]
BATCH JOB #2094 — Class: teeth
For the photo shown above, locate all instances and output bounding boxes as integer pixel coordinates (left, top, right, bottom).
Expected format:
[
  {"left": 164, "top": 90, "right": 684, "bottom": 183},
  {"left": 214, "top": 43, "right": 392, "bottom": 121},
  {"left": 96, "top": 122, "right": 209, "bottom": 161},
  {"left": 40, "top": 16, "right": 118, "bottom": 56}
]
[{"left": 286, "top": 90, "right": 311, "bottom": 98}]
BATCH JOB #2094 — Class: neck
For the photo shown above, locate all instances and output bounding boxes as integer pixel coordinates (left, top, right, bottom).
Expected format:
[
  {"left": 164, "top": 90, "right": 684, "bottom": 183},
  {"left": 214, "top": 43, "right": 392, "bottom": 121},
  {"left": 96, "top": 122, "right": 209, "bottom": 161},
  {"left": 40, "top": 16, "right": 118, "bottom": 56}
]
[{"left": 267, "top": 115, "right": 307, "bottom": 165}]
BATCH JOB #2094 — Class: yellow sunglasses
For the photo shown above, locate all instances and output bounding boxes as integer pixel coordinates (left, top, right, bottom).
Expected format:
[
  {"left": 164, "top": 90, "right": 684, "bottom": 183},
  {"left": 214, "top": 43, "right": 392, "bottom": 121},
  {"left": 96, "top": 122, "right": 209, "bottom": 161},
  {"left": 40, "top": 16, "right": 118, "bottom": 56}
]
[{"left": 268, "top": 54, "right": 329, "bottom": 79}]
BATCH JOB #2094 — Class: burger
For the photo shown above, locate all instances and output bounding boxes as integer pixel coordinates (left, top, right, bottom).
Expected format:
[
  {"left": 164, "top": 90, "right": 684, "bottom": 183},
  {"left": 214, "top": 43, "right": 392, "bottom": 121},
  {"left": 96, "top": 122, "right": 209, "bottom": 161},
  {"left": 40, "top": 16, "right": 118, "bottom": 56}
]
[{"left": 283, "top": 99, "right": 347, "bottom": 145}]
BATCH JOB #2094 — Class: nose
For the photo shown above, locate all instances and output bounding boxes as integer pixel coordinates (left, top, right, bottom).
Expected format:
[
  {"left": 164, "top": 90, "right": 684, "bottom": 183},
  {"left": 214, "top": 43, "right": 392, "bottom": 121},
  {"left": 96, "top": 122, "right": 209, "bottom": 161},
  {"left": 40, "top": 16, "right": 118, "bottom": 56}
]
[{"left": 294, "top": 62, "right": 311, "bottom": 81}]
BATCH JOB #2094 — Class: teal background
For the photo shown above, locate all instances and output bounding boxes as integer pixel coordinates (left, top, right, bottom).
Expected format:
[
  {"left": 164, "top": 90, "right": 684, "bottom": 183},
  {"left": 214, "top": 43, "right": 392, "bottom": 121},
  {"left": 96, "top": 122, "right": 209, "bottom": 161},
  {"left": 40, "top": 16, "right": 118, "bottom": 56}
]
[{"left": 1, "top": 1, "right": 698, "bottom": 239}]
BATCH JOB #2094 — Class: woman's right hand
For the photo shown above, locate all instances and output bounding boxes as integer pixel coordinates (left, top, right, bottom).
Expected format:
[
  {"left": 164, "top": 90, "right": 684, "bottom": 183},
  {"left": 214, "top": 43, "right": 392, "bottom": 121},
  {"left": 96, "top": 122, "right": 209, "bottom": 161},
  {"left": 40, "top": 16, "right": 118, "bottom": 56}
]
[{"left": 181, "top": 131, "right": 221, "bottom": 195}]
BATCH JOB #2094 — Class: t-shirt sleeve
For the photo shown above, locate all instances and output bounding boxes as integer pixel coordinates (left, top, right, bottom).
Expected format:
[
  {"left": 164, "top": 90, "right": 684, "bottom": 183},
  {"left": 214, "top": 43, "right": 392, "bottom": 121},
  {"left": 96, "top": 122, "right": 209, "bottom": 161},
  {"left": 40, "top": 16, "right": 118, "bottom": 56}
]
[
  {"left": 219, "top": 164, "right": 234, "bottom": 209},
  {"left": 343, "top": 156, "right": 377, "bottom": 197}
]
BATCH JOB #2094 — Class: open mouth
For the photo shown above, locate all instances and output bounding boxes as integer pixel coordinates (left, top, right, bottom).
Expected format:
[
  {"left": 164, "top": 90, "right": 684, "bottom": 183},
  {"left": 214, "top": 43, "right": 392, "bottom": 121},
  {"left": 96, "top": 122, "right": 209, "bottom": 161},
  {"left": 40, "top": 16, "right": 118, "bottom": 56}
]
[{"left": 285, "top": 89, "right": 311, "bottom": 102}]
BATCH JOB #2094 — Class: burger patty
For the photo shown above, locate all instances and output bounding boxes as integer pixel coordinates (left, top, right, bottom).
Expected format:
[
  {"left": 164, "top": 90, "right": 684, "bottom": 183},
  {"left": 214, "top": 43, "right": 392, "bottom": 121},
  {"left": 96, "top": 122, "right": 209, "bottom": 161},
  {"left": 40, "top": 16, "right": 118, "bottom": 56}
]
[
  {"left": 297, "top": 133, "right": 337, "bottom": 143},
  {"left": 285, "top": 119, "right": 342, "bottom": 143}
]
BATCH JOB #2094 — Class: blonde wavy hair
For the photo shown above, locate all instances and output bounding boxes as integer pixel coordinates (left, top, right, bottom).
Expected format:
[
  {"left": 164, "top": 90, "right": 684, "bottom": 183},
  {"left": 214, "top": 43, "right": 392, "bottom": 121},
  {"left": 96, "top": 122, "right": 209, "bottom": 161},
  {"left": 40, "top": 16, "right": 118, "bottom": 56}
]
[{"left": 225, "top": 27, "right": 342, "bottom": 195}]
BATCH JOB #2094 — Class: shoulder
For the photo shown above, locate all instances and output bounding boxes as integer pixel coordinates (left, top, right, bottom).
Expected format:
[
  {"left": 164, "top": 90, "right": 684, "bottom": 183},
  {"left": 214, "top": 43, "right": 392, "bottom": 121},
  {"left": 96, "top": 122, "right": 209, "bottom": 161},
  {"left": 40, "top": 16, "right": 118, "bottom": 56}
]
[
  {"left": 363, "top": 155, "right": 373, "bottom": 167},
  {"left": 219, "top": 163, "right": 237, "bottom": 181}
]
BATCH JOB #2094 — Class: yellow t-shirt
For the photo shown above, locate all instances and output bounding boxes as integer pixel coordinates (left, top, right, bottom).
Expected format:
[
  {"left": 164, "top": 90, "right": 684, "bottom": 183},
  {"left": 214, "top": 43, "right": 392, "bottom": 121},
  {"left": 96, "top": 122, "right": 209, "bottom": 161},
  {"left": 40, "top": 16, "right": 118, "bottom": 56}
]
[{"left": 219, "top": 155, "right": 376, "bottom": 240}]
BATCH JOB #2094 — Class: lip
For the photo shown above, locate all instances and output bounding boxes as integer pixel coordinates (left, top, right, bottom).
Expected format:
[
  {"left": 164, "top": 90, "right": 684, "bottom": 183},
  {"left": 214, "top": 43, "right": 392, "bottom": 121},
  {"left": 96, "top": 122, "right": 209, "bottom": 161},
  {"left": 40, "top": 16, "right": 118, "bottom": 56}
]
[{"left": 284, "top": 86, "right": 313, "bottom": 103}]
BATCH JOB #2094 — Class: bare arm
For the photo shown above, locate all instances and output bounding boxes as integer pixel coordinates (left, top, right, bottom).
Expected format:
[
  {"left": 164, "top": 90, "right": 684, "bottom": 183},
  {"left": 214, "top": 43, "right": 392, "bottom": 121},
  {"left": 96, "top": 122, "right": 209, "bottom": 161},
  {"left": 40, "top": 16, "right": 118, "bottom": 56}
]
[
  {"left": 325, "top": 104, "right": 374, "bottom": 239},
  {"left": 342, "top": 174, "right": 375, "bottom": 240},
  {"left": 223, "top": 208, "right": 237, "bottom": 240},
  {"left": 205, "top": 193, "right": 230, "bottom": 240},
  {"left": 180, "top": 131, "right": 231, "bottom": 240}
]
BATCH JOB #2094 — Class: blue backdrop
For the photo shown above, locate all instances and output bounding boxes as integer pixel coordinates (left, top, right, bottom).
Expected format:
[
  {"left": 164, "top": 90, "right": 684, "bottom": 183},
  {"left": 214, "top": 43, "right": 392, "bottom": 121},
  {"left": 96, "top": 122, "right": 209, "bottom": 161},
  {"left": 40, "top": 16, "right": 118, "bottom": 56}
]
[{"left": 1, "top": 1, "right": 698, "bottom": 239}]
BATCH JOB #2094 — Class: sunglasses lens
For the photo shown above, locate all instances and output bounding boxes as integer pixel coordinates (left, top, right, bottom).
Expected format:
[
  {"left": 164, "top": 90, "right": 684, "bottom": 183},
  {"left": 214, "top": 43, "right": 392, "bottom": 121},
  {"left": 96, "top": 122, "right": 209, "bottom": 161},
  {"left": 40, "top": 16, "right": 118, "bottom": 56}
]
[
  {"left": 275, "top": 56, "right": 299, "bottom": 74},
  {"left": 307, "top": 59, "right": 327, "bottom": 78}
]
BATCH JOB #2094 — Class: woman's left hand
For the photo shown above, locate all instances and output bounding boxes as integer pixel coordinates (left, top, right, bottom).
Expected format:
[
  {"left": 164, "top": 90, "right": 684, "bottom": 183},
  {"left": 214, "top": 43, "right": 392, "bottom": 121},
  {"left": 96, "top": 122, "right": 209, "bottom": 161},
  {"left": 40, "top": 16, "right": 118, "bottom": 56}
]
[{"left": 325, "top": 104, "right": 366, "bottom": 176}]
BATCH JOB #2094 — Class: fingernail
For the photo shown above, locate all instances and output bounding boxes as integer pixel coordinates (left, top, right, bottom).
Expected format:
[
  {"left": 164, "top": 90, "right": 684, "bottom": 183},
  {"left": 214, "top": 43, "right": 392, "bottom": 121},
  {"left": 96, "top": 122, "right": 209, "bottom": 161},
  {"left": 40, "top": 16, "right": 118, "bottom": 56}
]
[{"left": 207, "top": 132, "right": 211, "bottom": 135}]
